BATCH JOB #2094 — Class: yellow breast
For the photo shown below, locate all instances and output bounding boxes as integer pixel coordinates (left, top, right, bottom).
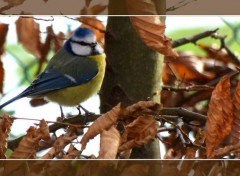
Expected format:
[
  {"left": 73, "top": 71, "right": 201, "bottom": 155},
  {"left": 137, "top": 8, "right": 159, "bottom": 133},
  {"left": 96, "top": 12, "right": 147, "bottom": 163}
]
[{"left": 45, "top": 54, "right": 106, "bottom": 106}]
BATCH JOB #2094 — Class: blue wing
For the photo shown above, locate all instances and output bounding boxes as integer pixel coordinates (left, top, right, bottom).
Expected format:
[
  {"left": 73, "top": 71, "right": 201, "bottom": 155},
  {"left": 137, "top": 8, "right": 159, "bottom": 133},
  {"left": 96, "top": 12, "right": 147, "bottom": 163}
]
[
  {"left": 25, "top": 68, "right": 97, "bottom": 96},
  {"left": 0, "top": 55, "right": 98, "bottom": 109}
]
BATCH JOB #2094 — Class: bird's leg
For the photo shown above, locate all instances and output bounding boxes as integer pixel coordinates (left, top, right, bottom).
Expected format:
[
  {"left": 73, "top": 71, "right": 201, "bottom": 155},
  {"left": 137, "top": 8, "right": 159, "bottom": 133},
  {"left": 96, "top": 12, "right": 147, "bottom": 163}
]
[
  {"left": 76, "top": 105, "right": 95, "bottom": 123},
  {"left": 59, "top": 105, "right": 65, "bottom": 120}
]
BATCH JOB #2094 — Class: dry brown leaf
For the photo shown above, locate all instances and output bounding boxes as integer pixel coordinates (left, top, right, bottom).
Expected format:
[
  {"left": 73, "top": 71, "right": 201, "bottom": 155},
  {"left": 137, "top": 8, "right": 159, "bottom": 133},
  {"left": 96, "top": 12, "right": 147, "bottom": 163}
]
[
  {"left": 0, "top": 114, "right": 14, "bottom": 159},
  {"left": 80, "top": 103, "right": 123, "bottom": 150},
  {"left": 130, "top": 16, "right": 177, "bottom": 57},
  {"left": 194, "top": 129, "right": 206, "bottom": 158},
  {"left": 163, "top": 52, "right": 214, "bottom": 84},
  {"left": 15, "top": 17, "right": 42, "bottom": 58},
  {"left": 119, "top": 149, "right": 132, "bottom": 159},
  {"left": 79, "top": 17, "right": 105, "bottom": 45},
  {"left": 81, "top": 101, "right": 160, "bottom": 152},
  {"left": 62, "top": 144, "right": 81, "bottom": 159},
  {"left": 0, "top": 59, "right": 4, "bottom": 94},
  {"left": 29, "top": 98, "right": 49, "bottom": 107},
  {"left": 0, "top": 23, "right": 9, "bottom": 55},
  {"left": 53, "top": 31, "right": 65, "bottom": 53},
  {"left": 206, "top": 76, "right": 233, "bottom": 158},
  {"left": 98, "top": 126, "right": 120, "bottom": 159},
  {"left": 118, "top": 115, "right": 158, "bottom": 152},
  {"left": 42, "top": 134, "right": 77, "bottom": 159},
  {"left": 126, "top": 101, "right": 162, "bottom": 117},
  {"left": 126, "top": 0, "right": 158, "bottom": 15},
  {"left": 10, "top": 119, "right": 50, "bottom": 159},
  {"left": 231, "top": 81, "right": 240, "bottom": 145},
  {"left": 164, "top": 148, "right": 180, "bottom": 159},
  {"left": 35, "top": 26, "right": 53, "bottom": 75},
  {"left": 185, "top": 147, "right": 196, "bottom": 159},
  {"left": 199, "top": 44, "right": 239, "bottom": 65}
]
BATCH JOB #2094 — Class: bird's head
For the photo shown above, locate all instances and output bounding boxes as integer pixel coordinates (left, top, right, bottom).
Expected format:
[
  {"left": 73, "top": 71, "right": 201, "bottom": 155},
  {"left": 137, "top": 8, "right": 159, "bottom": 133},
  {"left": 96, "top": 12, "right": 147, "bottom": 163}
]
[{"left": 65, "top": 27, "right": 104, "bottom": 56}]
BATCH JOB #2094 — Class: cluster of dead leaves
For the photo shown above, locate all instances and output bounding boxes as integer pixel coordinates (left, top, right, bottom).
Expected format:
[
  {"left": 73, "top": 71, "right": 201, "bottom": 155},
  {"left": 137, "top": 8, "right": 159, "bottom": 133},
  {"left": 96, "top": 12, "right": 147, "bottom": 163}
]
[
  {"left": 205, "top": 75, "right": 240, "bottom": 158},
  {"left": 0, "top": 101, "right": 161, "bottom": 159},
  {"left": 81, "top": 101, "right": 161, "bottom": 159}
]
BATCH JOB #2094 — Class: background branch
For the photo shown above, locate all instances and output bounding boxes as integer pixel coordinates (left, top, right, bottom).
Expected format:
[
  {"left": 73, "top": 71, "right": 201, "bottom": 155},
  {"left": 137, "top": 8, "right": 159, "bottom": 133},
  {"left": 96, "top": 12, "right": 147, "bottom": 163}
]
[{"left": 172, "top": 28, "right": 219, "bottom": 48}]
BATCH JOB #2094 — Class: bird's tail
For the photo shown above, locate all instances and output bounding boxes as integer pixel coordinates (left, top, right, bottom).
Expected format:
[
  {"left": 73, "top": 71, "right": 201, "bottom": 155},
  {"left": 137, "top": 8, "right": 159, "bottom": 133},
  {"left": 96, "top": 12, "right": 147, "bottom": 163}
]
[{"left": 0, "top": 89, "right": 29, "bottom": 109}]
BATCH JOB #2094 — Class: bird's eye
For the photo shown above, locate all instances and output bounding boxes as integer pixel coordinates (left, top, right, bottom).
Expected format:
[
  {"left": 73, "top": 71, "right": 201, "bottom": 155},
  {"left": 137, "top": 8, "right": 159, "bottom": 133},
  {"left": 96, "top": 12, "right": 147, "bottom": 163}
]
[
  {"left": 70, "top": 40, "right": 97, "bottom": 48},
  {"left": 90, "top": 42, "right": 97, "bottom": 48}
]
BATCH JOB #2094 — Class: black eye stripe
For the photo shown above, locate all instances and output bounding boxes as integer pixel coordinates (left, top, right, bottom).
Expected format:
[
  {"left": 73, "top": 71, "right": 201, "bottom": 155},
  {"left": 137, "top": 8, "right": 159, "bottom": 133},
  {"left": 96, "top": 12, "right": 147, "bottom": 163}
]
[{"left": 70, "top": 39, "right": 97, "bottom": 47}]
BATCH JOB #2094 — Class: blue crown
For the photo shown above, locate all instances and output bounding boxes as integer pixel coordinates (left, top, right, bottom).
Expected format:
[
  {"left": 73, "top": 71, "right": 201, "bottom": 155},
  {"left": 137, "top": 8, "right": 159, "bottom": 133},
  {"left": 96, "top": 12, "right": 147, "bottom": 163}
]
[{"left": 73, "top": 27, "right": 95, "bottom": 38}]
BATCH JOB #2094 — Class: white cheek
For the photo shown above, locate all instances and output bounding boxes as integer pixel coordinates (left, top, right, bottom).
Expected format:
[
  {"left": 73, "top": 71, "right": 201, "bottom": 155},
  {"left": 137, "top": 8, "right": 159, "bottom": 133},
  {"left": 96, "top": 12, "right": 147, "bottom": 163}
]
[
  {"left": 71, "top": 43, "right": 91, "bottom": 56},
  {"left": 95, "top": 44, "right": 104, "bottom": 54}
]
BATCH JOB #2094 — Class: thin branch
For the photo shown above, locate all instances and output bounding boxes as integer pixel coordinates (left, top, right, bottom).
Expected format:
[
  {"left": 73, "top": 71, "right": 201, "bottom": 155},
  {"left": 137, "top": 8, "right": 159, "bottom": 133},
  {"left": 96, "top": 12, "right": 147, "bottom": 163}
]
[
  {"left": 159, "top": 107, "right": 207, "bottom": 123},
  {"left": 172, "top": 28, "right": 219, "bottom": 48},
  {"left": 166, "top": 0, "right": 198, "bottom": 12},
  {"left": 7, "top": 107, "right": 207, "bottom": 150},
  {"left": 158, "top": 126, "right": 176, "bottom": 132},
  {"left": 160, "top": 116, "right": 205, "bottom": 150},
  {"left": 211, "top": 33, "right": 240, "bottom": 65},
  {"left": 20, "top": 16, "right": 55, "bottom": 21},
  {"left": 7, "top": 114, "right": 98, "bottom": 150},
  {"left": 162, "top": 84, "right": 214, "bottom": 92},
  {"left": 63, "top": 15, "right": 106, "bottom": 33}
]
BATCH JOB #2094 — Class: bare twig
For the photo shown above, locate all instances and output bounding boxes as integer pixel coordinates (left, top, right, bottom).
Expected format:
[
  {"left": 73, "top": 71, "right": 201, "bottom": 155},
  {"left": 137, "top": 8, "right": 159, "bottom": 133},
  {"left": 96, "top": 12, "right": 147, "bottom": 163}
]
[
  {"left": 20, "top": 16, "right": 55, "bottom": 21},
  {"left": 211, "top": 33, "right": 240, "bottom": 65},
  {"left": 7, "top": 106, "right": 207, "bottom": 150},
  {"left": 160, "top": 116, "right": 205, "bottom": 150},
  {"left": 159, "top": 107, "right": 207, "bottom": 123},
  {"left": 167, "top": 0, "right": 198, "bottom": 12},
  {"left": 172, "top": 28, "right": 219, "bottom": 48},
  {"left": 162, "top": 84, "right": 214, "bottom": 92},
  {"left": 63, "top": 15, "right": 106, "bottom": 33}
]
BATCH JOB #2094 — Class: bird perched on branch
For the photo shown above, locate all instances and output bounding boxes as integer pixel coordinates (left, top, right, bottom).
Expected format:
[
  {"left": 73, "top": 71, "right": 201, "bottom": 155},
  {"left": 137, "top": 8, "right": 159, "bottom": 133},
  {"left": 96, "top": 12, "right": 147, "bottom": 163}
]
[{"left": 0, "top": 27, "right": 106, "bottom": 114}]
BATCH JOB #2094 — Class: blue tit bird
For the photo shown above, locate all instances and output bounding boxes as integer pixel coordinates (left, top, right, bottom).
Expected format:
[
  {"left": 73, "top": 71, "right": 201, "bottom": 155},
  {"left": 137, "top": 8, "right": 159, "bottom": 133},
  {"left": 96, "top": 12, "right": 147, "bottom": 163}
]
[{"left": 0, "top": 27, "right": 106, "bottom": 113}]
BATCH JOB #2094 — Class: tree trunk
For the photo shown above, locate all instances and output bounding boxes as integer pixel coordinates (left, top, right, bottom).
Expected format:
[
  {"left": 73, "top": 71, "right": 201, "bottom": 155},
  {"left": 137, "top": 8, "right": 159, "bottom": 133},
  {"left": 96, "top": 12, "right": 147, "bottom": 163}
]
[
  {"left": 101, "top": 0, "right": 166, "bottom": 160},
  {"left": 100, "top": 16, "right": 164, "bottom": 159}
]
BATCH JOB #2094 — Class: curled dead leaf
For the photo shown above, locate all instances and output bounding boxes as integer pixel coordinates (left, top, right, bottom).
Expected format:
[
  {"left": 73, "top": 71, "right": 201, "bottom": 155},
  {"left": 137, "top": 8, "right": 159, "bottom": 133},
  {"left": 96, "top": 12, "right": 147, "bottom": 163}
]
[
  {"left": 53, "top": 31, "right": 65, "bottom": 53},
  {"left": 42, "top": 134, "right": 77, "bottom": 159},
  {"left": 15, "top": 17, "right": 42, "bottom": 58},
  {"left": 35, "top": 26, "right": 53, "bottom": 75},
  {"left": 0, "top": 23, "right": 9, "bottom": 55},
  {"left": 206, "top": 76, "right": 233, "bottom": 158},
  {"left": 98, "top": 126, "right": 120, "bottom": 159},
  {"left": 163, "top": 52, "right": 214, "bottom": 84},
  {"left": 0, "top": 114, "right": 14, "bottom": 159},
  {"left": 199, "top": 44, "right": 239, "bottom": 65},
  {"left": 81, "top": 101, "right": 161, "bottom": 152},
  {"left": 118, "top": 115, "right": 158, "bottom": 152},
  {"left": 80, "top": 103, "right": 123, "bottom": 150},
  {"left": 130, "top": 16, "right": 177, "bottom": 57},
  {"left": 62, "top": 144, "right": 81, "bottom": 159},
  {"left": 231, "top": 81, "right": 240, "bottom": 145},
  {"left": 10, "top": 119, "right": 50, "bottom": 159},
  {"left": 0, "top": 59, "right": 4, "bottom": 94}
]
